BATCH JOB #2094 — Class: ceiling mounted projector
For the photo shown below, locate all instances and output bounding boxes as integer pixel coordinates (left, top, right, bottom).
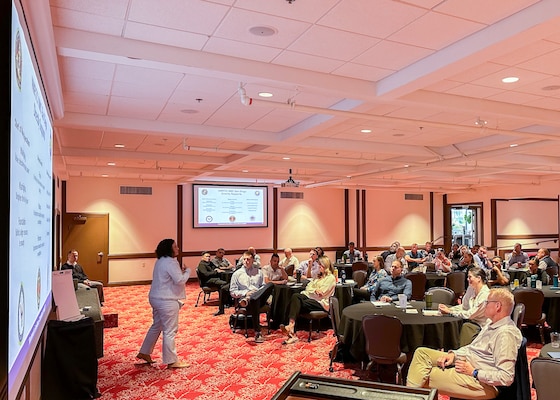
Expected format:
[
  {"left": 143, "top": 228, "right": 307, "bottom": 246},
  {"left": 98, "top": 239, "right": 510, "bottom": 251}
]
[{"left": 281, "top": 169, "right": 299, "bottom": 187}]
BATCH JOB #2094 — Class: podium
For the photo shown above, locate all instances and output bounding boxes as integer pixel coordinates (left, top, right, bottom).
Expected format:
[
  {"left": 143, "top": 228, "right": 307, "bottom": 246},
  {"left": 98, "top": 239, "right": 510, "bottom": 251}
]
[{"left": 41, "top": 317, "right": 101, "bottom": 399}]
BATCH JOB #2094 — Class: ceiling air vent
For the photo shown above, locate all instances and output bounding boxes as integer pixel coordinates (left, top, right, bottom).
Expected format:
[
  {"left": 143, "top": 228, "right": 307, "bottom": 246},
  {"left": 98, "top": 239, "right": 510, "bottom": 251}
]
[
  {"left": 404, "top": 193, "right": 423, "bottom": 201},
  {"left": 120, "top": 186, "right": 152, "bottom": 195},
  {"left": 280, "top": 192, "right": 304, "bottom": 199}
]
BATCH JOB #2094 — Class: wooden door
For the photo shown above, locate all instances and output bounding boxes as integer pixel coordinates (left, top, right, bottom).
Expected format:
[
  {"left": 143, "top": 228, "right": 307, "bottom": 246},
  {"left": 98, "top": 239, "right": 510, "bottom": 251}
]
[{"left": 62, "top": 213, "right": 109, "bottom": 284}]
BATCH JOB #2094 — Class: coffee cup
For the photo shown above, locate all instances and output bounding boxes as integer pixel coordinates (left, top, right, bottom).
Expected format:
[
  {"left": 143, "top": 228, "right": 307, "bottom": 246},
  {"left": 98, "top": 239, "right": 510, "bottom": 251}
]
[{"left": 398, "top": 294, "right": 407, "bottom": 309}]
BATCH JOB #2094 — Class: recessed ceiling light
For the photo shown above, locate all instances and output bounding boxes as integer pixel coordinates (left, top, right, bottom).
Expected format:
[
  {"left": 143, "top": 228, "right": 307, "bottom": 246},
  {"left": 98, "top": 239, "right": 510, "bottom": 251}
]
[
  {"left": 181, "top": 109, "right": 199, "bottom": 114},
  {"left": 114, "top": 144, "right": 125, "bottom": 148},
  {"left": 361, "top": 129, "right": 372, "bottom": 133},
  {"left": 510, "top": 144, "right": 518, "bottom": 147},
  {"left": 502, "top": 76, "right": 519, "bottom": 83},
  {"left": 249, "top": 26, "right": 277, "bottom": 37},
  {"left": 259, "top": 92, "right": 273, "bottom": 98},
  {"left": 242, "top": 170, "right": 249, "bottom": 173},
  {"left": 107, "top": 162, "right": 116, "bottom": 166},
  {"left": 404, "top": 164, "right": 410, "bottom": 168},
  {"left": 101, "top": 174, "right": 109, "bottom": 177},
  {"left": 283, "top": 157, "right": 290, "bottom": 160}
]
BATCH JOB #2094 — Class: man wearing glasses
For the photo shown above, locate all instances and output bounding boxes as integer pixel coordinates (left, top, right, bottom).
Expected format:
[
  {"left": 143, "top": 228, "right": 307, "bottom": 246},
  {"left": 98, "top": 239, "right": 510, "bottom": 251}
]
[{"left": 407, "top": 288, "right": 522, "bottom": 399}]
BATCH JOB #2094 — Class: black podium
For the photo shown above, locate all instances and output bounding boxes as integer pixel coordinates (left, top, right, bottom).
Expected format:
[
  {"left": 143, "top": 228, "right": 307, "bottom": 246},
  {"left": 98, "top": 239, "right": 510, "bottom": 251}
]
[{"left": 42, "top": 317, "right": 101, "bottom": 399}]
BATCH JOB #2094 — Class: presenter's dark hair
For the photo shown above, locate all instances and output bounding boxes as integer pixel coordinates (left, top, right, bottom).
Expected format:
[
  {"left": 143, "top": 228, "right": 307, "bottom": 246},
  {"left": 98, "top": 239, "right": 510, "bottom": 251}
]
[{"left": 156, "top": 238, "right": 175, "bottom": 258}]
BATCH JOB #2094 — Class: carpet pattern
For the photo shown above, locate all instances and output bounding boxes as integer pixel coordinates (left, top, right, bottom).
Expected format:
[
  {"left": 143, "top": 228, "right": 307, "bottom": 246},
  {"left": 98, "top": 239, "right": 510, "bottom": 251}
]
[{"left": 98, "top": 282, "right": 540, "bottom": 399}]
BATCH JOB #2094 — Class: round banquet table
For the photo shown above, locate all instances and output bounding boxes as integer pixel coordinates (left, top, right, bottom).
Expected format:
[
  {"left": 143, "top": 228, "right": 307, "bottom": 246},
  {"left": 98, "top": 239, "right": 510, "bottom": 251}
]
[
  {"left": 539, "top": 342, "right": 560, "bottom": 358},
  {"left": 543, "top": 286, "right": 560, "bottom": 332},
  {"left": 340, "top": 301, "right": 463, "bottom": 363},
  {"left": 269, "top": 280, "right": 355, "bottom": 329}
]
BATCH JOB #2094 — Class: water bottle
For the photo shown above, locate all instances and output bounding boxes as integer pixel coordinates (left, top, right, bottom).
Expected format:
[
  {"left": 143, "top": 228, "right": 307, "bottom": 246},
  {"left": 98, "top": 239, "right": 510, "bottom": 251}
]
[
  {"left": 425, "top": 292, "right": 433, "bottom": 310},
  {"left": 530, "top": 274, "right": 537, "bottom": 288},
  {"left": 364, "top": 252, "right": 368, "bottom": 262},
  {"left": 554, "top": 274, "right": 559, "bottom": 288},
  {"left": 341, "top": 269, "right": 346, "bottom": 284}
]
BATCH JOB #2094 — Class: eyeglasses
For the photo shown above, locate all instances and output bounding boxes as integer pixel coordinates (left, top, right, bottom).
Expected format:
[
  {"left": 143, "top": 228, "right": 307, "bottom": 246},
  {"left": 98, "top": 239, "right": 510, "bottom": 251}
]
[{"left": 484, "top": 300, "right": 501, "bottom": 306}]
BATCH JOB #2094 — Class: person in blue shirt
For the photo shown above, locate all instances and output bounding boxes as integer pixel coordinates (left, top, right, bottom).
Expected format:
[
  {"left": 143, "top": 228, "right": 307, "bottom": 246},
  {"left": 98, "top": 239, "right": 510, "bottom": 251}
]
[{"left": 372, "top": 259, "right": 412, "bottom": 302}]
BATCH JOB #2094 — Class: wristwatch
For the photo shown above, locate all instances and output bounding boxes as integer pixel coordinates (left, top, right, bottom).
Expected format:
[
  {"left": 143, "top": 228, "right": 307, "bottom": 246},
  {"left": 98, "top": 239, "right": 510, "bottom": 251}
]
[{"left": 473, "top": 369, "right": 479, "bottom": 380}]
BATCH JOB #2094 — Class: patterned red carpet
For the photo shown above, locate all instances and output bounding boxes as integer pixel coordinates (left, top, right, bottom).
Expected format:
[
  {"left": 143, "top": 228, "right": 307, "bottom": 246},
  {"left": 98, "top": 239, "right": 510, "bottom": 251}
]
[{"left": 98, "top": 282, "right": 540, "bottom": 399}]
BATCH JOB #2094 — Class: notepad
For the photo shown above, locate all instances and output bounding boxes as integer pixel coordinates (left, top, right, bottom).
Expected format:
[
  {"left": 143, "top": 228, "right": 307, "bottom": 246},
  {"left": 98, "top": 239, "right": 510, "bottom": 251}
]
[
  {"left": 547, "top": 351, "right": 560, "bottom": 359},
  {"left": 371, "top": 301, "right": 391, "bottom": 307},
  {"left": 422, "top": 310, "right": 441, "bottom": 316},
  {"left": 405, "top": 309, "right": 419, "bottom": 314}
]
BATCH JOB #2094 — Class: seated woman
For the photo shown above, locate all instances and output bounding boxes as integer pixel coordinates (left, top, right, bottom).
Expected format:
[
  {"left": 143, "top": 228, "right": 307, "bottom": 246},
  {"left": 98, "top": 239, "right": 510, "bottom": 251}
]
[
  {"left": 353, "top": 255, "right": 387, "bottom": 303},
  {"left": 438, "top": 266, "right": 489, "bottom": 345},
  {"left": 434, "top": 248, "right": 452, "bottom": 273},
  {"left": 280, "top": 256, "right": 336, "bottom": 344}
]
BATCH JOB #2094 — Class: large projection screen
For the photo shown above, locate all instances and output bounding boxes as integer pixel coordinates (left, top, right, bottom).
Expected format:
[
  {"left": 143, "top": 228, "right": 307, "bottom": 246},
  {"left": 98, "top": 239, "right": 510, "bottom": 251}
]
[
  {"left": 193, "top": 184, "right": 268, "bottom": 228},
  {"left": 9, "top": 2, "right": 53, "bottom": 397}
]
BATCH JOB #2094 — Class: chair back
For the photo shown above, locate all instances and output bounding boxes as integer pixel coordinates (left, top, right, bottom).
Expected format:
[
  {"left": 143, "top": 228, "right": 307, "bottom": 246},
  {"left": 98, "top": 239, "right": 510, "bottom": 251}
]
[
  {"left": 545, "top": 265, "right": 558, "bottom": 283},
  {"left": 362, "top": 314, "right": 403, "bottom": 362},
  {"left": 329, "top": 296, "right": 341, "bottom": 338},
  {"left": 352, "top": 261, "right": 368, "bottom": 272},
  {"left": 512, "top": 303, "right": 525, "bottom": 329},
  {"left": 195, "top": 268, "right": 206, "bottom": 288},
  {"left": 495, "top": 337, "right": 530, "bottom": 400},
  {"left": 405, "top": 272, "right": 426, "bottom": 301},
  {"left": 426, "top": 286, "right": 455, "bottom": 305},
  {"left": 446, "top": 271, "right": 466, "bottom": 303},
  {"left": 352, "top": 270, "right": 368, "bottom": 288},
  {"left": 531, "top": 357, "right": 560, "bottom": 400},
  {"left": 285, "top": 264, "right": 294, "bottom": 277},
  {"left": 513, "top": 288, "right": 544, "bottom": 325}
]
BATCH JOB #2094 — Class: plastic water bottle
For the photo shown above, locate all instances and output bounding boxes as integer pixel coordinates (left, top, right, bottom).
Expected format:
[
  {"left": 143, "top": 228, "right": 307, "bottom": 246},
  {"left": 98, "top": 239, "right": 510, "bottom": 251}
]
[{"left": 341, "top": 269, "right": 346, "bottom": 284}]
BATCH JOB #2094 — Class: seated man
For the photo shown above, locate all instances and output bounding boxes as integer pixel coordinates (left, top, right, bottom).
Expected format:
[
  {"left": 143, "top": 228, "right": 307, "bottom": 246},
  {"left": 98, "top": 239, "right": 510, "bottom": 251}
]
[
  {"left": 296, "top": 249, "right": 321, "bottom": 279},
  {"left": 262, "top": 253, "right": 288, "bottom": 285},
  {"left": 343, "top": 241, "right": 362, "bottom": 263},
  {"left": 280, "top": 256, "right": 336, "bottom": 344},
  {"left": 380, "top": 241, "right": 400, "bottom": 261},
  {"left": 488, "top": 257, "right": 510, "bottom": 287},
  {"left": 212, "top": 247, "right": 233, "bottom": 270},
  {"left": 407, "top": 288, "right": 522, "bottom": 399},
  {"left": 229, "top": 251, "right": 274, "bottom": 343},
  {"left": 405, "top": 243, "right": 427, "bottom": 270},
  {"left": 236, "top": 246, "right": 261, "bottom": 268},
  {"left": 61, "top": 249, "right": 105, "bottom": 305},
  {"left": 384, "top": 246, "right": 408, "bottom": 274},
  {"left": 521, "top": 258, "right": 550, "bottom": 286},
  {"left": 372, "top": 260, "right": 412, "bottom": 302},
  {"left": 197, "top": 251, "right": 230, "bottom": 316},
  {"left": 279, "top": 248, "right": 299, "bottom": 273},
  {"left": 507, "top": 243, "right": 529, "bottom": 268}
]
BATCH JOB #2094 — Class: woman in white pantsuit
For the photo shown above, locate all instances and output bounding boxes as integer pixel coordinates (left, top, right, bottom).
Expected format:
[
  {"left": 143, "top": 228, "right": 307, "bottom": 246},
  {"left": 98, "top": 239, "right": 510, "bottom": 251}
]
[{"left": 137, "top": 238, "right": 191, "bottom": 368}]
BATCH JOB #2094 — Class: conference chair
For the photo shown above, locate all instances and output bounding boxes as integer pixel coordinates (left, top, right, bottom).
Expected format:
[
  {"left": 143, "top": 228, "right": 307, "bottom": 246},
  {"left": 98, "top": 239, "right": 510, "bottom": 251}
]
[
  {"left": 445, "top": 271, "right": 466, "bottom": 304},
  {"left": 513, "top": 288, "right": 546, "bottom": 344},
  {"left": 545, "top": 265, "right": 558, "bottom": 284},
  {"left": 362, "top": 314, "right": 407, "bottom": 385},
  {"left": 195, "top": 268, "right": 220, "bottom": 307},
  {"left": 405, "top": 272, "right": 427, "bottom": 301},
  {"left": 426, "top": 286, "right": 455, "bottom": 305},
  {"left": 300, "top": 302, "right": 330, "bottom": 342},
  {"left": 230, "top": 298, "right": 272, "bottom": 337},
  {"left": 512, "top": 303, "right": 525, "bottom": 330},
  {"left": 328, "top": 296, "right": 343, "bottom": 372},
  {"left": 284, "top": 264, "right": 294, "bottom": 277},
  {"left": 352, "top": 270, "right": 368, "bottom": 289},
  {"left": 531, "top": 357, "right": 560, "bottom": 400},
  {"left": 352, "top": 261, "right": 369, "bottom": 273}
]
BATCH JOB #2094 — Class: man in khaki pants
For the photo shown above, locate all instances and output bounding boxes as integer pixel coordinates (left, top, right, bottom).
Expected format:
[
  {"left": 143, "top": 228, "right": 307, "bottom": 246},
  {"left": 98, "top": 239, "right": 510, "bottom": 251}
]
[{"left": 407, "top": 288, "right": 521, "bottom": 399}]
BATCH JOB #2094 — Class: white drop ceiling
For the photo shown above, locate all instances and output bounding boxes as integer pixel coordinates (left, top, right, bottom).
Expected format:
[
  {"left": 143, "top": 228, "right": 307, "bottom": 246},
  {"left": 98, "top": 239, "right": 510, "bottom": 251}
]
[{"left": 25, "top": 0, "right": 560, "bottom": 191}]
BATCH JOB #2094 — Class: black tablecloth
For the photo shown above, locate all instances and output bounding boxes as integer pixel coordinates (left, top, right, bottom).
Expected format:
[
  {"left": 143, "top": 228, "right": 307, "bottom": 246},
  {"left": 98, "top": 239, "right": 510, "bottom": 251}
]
[
  {"left": 269, "top": 281, "right": 354, "bottom": 329},
  {"left": 543, "top": 286, "right": 560, "bottom": 332},
  {"left": 539, "top": 342, "right": 560, "bottom": 358},
  {"left": 340, "top": 301, "right": 462, "bottom": 362}
]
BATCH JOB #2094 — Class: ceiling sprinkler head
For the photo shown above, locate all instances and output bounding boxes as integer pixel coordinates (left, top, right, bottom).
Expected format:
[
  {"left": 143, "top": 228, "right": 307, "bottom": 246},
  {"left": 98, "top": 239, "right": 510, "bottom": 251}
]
[{"left": 286, "top": 0, "right": 295, "bottom": 3}]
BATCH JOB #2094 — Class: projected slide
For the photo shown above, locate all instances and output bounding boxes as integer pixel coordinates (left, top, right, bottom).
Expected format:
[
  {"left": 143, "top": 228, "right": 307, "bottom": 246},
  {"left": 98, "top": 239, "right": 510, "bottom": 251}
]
[
  {"left": 193, "top": 184, "right": 268, "bottom": 228},
  {"left": 9, "top": 3, "right": 53, "bottom": 385}
]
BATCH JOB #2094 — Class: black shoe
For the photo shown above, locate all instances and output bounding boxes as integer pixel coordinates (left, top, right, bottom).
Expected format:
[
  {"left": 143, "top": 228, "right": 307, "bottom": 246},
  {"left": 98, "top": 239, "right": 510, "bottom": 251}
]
[
  {"left": 255, "top": 333, "right": 265, "bottom": 343},
  {"left": 213, "top": 310, "right": 225, "bottom": 316}
]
